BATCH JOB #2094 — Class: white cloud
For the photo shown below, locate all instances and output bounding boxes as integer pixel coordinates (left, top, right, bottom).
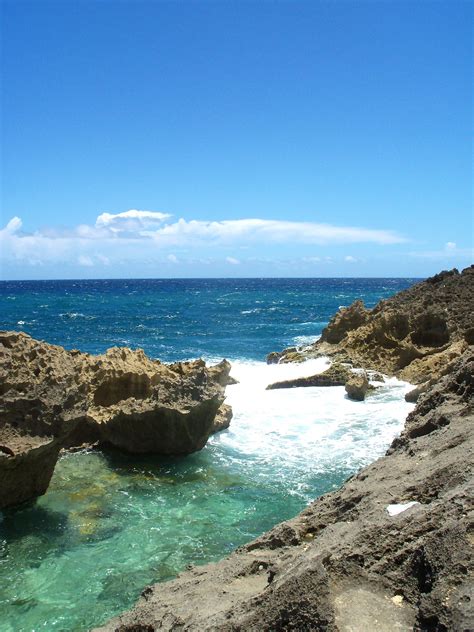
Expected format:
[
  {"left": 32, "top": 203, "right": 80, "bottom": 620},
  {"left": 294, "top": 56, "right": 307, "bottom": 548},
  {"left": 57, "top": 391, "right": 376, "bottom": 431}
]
[
  {"left": 0, "top": 216, "right": 22, "bottom": 235},
  {"left": 0, "top": 210, "right": 408, "bottom": 270},
  {"left": 344, "top": 255, "right": 357, "bottom": 262},
  {"left": 78, "top": 255, "right": 94, "bottom": 267},
  {"left": 95, "top": 209, "right": 172, "bottom": 235},
  {"left": 148, "top": 218, "right": 405, "bottom": 246},
  {"left": 408, "top": 242, "right": 473, "bottom": 260}
]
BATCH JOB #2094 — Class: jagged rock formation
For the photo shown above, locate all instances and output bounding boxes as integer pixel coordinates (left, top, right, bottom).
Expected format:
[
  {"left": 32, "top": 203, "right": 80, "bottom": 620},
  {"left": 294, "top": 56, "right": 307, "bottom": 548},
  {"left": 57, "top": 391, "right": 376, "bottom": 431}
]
[
  {"left": 266, "top": 363, "right": 351, "bottom": 390},
  {"left": 0, "top": 331, "right": 232, "bottom": 508},
  {"left": 268, "top": 266, "right": 474, "bottom": 387},
  {"left": 96, "top": 349, "right": 474, "bottom": 632},
  {"left": 266, "top": 364, "right": 375, "bottom": 401}
]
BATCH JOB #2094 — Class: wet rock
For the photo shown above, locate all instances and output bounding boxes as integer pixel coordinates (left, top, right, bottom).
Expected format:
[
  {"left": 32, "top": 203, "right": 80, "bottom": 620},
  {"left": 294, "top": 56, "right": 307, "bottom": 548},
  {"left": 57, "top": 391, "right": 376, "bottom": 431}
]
[
  {"left": 211, "top": 403, "right": 233, "bottom": 434},
  {"left": 266, "top": 347, "right": 307, "bottom": 364},
  {"left": 266, "top": 351, "right": 283, "bottom": 364},
  {"left": 266, "top": 362, "right": 351, "bottom": 390},
  {"left": 405, "top": 384, "right": 427, "bottom": 403},
  {"left": 345, "top": 372, "right": 369, "bottom": 401}
]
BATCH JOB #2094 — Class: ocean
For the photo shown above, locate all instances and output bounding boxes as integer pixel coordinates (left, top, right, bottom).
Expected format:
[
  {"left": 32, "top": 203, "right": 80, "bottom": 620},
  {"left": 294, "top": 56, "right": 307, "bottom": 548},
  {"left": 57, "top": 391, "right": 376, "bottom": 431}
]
[{"left": 0, "top": 278, "right": 418, "bottom": 631}]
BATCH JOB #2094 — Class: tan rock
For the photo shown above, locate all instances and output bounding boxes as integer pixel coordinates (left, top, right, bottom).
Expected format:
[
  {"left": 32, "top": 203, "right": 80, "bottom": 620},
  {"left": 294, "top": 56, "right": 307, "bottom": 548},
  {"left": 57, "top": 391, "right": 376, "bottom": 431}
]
[
  {"left": 345, "top": 373, "right": 370, "bottom": 401},
  {"left": 0, "top": 331, "right": 232, "bottom": 507}
]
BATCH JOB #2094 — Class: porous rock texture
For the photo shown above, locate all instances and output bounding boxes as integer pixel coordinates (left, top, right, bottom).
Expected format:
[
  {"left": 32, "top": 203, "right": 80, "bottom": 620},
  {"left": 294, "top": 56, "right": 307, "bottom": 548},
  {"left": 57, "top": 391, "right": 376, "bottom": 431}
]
[
  {"left": 269, "top": 266, "right": 474, "bottom": 387},
  {"left": 266, "top": 363, "right": 351, "bottom": 390},
  {"left": 344, "top": 372, "right": 370, "bottom": 401},
  {"left": 0, "top": 331, "right": 232, "bottom": 508},
  {"left": 96, "top": 349, "right": 474, "bottom": 632}
]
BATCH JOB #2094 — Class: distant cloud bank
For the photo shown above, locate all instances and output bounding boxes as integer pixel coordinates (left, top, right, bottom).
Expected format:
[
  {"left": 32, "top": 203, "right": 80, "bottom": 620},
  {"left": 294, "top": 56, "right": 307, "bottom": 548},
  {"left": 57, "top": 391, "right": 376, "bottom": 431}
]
[{"left": 2, "top": 207, "right": 469, "bottom": 277}]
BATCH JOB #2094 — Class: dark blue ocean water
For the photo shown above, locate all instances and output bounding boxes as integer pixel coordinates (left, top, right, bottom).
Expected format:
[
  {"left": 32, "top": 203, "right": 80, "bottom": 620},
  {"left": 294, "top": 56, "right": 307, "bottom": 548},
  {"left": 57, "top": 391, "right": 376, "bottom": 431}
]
[
  {"left": 0, "top": 278, "right": 418, "bottom": 361},
  {"left": 0, "top": 278, "right": 419, "bottom": 631}
]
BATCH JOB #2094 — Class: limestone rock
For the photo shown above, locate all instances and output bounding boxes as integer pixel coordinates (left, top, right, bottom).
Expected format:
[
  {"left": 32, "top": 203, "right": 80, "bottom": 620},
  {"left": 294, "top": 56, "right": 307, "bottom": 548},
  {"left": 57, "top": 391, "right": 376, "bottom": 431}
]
[
  {"left": 320, "top": 299, "right": 370, "bottom": 344},
  {"left": 345, "top": 372, "right": 369, "bottom": 401},
  {"left": 266, "top": 362, "right": 351, "bottom": 390},
  {"left": 276, "top": 265, "right": 474, "bottom": 385},
  {"left": 211, "top": 403, "right": 233, "bottom": 434},
  {"left": 266, "top": 347, "right": 307, "bottom": 364},
  {"left": 0, "top": 429, "right": 63, "bottom": 509},
  {"left": 0, "top": 331, "right": 232, "bottom": 506},
  {"left": 96, "top": 349, "right": 474, "bottom": 632}
]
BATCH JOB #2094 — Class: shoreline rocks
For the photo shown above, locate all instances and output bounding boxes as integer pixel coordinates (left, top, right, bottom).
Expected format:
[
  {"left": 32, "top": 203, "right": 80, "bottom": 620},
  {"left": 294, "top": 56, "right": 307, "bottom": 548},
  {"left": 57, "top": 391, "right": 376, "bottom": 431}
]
[
  {"left": 0, "top": 331, "right": 233, "bottom": 508},
  {"left": 266, "top": 362, "right": 351, "bottom": 390},
  {"left": 96, "top": 266, "right": 474, "bottom": 631},
  {"left": 97, "top": 349, "right": 474, "bottom": 631},
  {"left": 268, "top": 266, "right": 474, "bottom": 386}
]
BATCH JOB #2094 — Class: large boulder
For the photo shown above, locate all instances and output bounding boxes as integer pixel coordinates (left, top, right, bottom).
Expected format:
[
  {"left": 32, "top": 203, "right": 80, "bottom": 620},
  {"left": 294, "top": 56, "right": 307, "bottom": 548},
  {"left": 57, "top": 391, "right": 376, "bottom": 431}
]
[
  {"left": 0, "top": 331, "right": 232, "bottom": 507},
  {"left": 0, "top": 429, "right": 63, "bottom": 509},
  {"left": 345, "top": 372, "right": 370, "bottom": 401}
]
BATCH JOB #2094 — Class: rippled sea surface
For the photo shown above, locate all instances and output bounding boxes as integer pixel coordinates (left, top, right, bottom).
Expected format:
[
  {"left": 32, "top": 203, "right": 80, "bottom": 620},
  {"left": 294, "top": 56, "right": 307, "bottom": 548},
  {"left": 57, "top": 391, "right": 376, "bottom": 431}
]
[{"left": 0, "top": 278, "right": 418, "bottom": 631}]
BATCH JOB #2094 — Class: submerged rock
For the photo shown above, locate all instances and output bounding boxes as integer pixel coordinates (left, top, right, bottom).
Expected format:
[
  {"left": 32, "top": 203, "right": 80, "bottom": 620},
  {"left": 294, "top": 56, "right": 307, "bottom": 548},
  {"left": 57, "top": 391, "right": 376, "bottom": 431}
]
[{"left": 0, "top": 331, "right": 232, "bottom": 507}]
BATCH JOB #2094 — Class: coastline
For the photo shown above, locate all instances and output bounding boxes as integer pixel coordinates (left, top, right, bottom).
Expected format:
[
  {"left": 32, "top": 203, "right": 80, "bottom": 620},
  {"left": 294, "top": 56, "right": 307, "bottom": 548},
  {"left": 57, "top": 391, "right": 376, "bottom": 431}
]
[
  {"left": 1, "top": 269, "right": 472, "bottom": 630},
  {"left": 97, "top": 355, "right": 473, "bottom": 632},
  {"left": 96, "top": 267, "right": 474, "bottom": 631}
]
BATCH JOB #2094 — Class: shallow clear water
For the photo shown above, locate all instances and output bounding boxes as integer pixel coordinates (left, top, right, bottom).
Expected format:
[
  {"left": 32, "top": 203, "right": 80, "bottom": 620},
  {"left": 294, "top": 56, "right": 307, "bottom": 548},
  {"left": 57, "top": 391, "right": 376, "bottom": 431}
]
[{"left": 0, "top": 278, "right": 417, "bottom": 631}]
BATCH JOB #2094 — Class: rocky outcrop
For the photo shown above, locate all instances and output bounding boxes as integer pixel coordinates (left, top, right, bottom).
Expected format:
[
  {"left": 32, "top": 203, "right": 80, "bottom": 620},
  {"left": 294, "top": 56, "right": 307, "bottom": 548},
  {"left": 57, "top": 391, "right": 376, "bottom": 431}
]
[
  {"left": 270, "top": 266, "right": 474, "bottom": 385},
  {"left": 96, "top": 349, "right": 474, "bottom": 632},
  {"left": 266, "top": 363, "right": 351, "bottom": 390},
  {"left": 320, "top": 299, "right": 370, "bottom": 344},
  {"left": 0, "top": 331, "right": 233, "bottom": 507}
]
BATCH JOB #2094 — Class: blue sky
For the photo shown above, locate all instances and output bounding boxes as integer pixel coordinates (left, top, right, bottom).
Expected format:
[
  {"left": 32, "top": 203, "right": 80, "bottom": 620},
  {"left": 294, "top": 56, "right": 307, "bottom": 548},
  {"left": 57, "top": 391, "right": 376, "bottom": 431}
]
[{"left": 1, "top": 0, "right": 472, "bottom": 279}]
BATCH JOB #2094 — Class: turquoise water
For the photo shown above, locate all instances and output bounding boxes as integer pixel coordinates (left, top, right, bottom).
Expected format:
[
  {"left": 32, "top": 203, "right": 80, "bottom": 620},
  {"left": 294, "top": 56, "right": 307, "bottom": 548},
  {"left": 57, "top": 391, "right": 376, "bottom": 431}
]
[
  {"left": 0, "top": 278, "right": 417, "bottom": 631},
  {"left": 0, "top": 445, "right": 348, "bottom": 631}
]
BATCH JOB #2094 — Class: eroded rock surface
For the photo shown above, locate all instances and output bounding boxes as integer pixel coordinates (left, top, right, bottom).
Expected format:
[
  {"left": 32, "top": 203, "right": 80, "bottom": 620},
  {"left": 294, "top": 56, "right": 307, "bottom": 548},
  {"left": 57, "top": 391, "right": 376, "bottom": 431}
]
[
  {"left": 269, "top": 266, "right": 474, "bottom": 385},
  {"left": 0, "top": 331, "right": 232, "bottom": 507},
  {"left": 345, "top": 372, "right": 370, "bottom": 401},
  {"left": 266, "top": 362, "right": 351, "bottom": 390},
  {"left": 96, "top": 350, "right": 474, "bottom": 632}
]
